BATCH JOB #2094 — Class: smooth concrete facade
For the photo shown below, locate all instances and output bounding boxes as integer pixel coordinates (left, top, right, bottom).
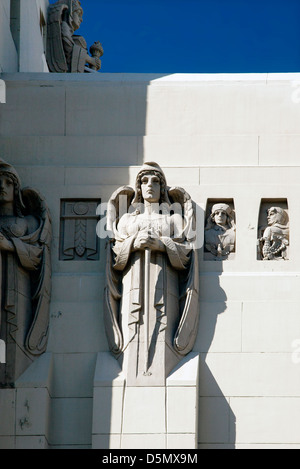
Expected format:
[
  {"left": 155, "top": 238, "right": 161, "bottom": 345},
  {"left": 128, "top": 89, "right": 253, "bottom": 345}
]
[{"left": 0, "top": 72, "right": 300, "bottom": 448}]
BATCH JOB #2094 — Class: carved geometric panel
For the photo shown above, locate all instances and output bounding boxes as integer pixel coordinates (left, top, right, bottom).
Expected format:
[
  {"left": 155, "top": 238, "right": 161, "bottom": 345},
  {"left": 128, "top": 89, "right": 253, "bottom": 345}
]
[{"left": 59, "top": 199, "right": 100, "bottom": 261}]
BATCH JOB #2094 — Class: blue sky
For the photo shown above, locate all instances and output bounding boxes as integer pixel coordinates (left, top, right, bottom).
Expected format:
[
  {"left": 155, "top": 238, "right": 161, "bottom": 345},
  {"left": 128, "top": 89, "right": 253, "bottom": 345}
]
[{"left": 49, "top": 0, "right": 300, "bottom": 73}]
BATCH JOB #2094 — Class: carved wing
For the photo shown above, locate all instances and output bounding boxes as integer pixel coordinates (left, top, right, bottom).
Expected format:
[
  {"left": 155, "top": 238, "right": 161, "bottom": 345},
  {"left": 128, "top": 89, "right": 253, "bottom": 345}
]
[
  {"left": 106, "top": 185, "right": 135, "bottom": 240},
  {"left": 173, "top": 249, "right": 199, "bottom": 355},
  {"left": 168, "top": 186, "right": 196, "bottom": 242},
  {"left": 103, "top": 185, "right": 135, "bottom": 356},
  {"left": 21, "top": 188, "right": 52, "bottom": 356},
  {"left": 168, "top": 187, "right": 199, "bottom": 356},
  {"left": 46, "top": 3, "right": 69, "bottom": 73}
]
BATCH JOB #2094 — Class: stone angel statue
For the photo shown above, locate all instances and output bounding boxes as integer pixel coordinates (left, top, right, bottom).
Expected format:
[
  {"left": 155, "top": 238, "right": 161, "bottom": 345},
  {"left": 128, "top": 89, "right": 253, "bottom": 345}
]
[
  {"left": 47, "top": 0, "right": 103, "bottom": 73},
  {"left": 0, "top": 160, "right": 52, "bottom": 387},
  {"left": 103, "top": 162, "right": 199, "bottom": 386}
]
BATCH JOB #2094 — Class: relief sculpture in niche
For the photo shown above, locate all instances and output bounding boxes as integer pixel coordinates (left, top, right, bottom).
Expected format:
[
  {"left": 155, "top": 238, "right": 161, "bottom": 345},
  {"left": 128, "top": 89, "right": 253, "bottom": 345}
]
[
  {"left": 60, "top": 199, "right": 100, "bottom": 261},
  {"left": 258, "top": 206, "right": 289, "bottom": 260},
  {"left": 47, "top": 0, "right": 103, "bottom": 73},
  {"left": 103, "top": 162, "right": 199, "bottom": 386},
  {"left": 204, "top": 202, "right": 236, "bottom": 260},
  {"left": 0, "top": 160, "right": 52, "bottom": 388}
]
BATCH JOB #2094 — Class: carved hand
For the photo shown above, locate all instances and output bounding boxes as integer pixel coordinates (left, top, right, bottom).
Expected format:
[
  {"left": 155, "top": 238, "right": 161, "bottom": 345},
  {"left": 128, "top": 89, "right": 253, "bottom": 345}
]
[
  {"left": 133, "top": 233, "right": 165, "bottom": 252},
  {"left": 86, "top": 56, "right": 101, "bottom": 71},
  {"left": 0, "top": 233, "right": 14, "bottom": 252}
]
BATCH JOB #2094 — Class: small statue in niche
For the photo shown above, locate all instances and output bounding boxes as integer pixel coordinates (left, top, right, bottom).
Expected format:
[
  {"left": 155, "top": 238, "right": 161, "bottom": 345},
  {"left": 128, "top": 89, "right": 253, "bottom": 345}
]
[
  {"left": 47, "top": 0, "right": 103, "bottom": 73},
  {"left": 103, "top": 162, "right": 199, "bottom": 386},
  {"left": 0, "top": 160, "right": 52, "bottom": 387},
  {"left": 259, "top": 207, "right": 289, "bottom": 260},
  {"left": 204, "top": 203, "right": 236, "bottom": 260}
]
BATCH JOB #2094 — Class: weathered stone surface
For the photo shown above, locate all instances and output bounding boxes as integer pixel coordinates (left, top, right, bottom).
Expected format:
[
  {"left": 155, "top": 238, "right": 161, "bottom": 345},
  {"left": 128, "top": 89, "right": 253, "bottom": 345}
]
[
  {"left": 0, "top": 160, "right": 52, "bottom": 388},
  {"left": 104, "top": 162, "right": 199, "bottom": 386}
]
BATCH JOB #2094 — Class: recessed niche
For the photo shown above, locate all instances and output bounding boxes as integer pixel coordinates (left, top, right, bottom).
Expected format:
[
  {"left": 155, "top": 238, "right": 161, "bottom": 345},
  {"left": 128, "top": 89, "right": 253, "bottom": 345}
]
[
  {"left": 257, "top": 199, "right": 289, "bottom": 261},
  {"left": 204, "top": 199, "right": 236, "bottom": 261}
]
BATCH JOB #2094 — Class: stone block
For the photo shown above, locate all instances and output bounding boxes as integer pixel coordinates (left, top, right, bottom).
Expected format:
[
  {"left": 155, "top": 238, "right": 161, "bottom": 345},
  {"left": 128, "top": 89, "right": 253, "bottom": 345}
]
[
  {"left": 49, "top": 398, "right": 93, "bottom": 446},
  {"left": 0, "top": 136, "right": 141, "bottom": 167},
  {"left": 15, "top": 352, "right": 53, "bottom": 392},
  {"left": 195, "top": 301, "right": 242, "bottom": 353},
  {"left": 259, "top": 135, "right": 300, "bottom": 166},
  {"left": 92, "top": 387, "right": 124, "bottom": 435},
  {"left": 198, "top": 397, "right": 234, "bottom": 444},
  {"left": 52, "top": 353, "right": 97, "bottom": 398},
  {"left": 231, "top": 397, "right": 300, "bottom": 444},
  {"left": 0, "top": 83, "right": 66, "bottom": 136},
  {"left": 146, "top": 81, "right": 300, "bottom": 136},
  {"left": 48, "top": 301, "right": 106, "bottom": 354},
  {"left": 0, "top": 437, "right": 15, "bottom": 449},
  {"left": 16, "top": 436, "right": 49, "bottom": 449},
  {"left": 0, "top": 389, "right": 16, "bottom": 436},
  {"left": 167, "top": 433, "right": 197, "bottom": 449},
  {"left": 120, "top": 433, "right": 166, "bottom": 449},
  {"left": 92, "top": 434, "right": 121, "bottom": 450},
  {"left": 199, "top": 273, "right": 300, "bottom": 303},
  {"left": 122, "top": 387, "right": 166, "bottom": 434},
  {"left": 167, "top": 387, "right": 197, "bottom": 434},
  {"left": 200, "top": 352, "right": 300, "bottom": 397},
  {"left": 65, "top": 84, "right": 148, "bottom": 136},
  {"left": 242, "top": 300, "right": 300, "bottom": 352},
  {"left": 143, "top": 135, "right": 259, "bottom": 167},
  {"left": 16, "top": 388, "right": 50, "bottom": 436},
  {"left": 64, "top": 166, "right": 131, "bottom": 187}
]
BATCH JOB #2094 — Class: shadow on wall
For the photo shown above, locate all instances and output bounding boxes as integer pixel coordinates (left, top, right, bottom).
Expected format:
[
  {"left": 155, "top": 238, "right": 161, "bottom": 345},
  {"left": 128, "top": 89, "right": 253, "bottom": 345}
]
[{"left": 196, "top": 256, "right": 236, "bottom": 449}]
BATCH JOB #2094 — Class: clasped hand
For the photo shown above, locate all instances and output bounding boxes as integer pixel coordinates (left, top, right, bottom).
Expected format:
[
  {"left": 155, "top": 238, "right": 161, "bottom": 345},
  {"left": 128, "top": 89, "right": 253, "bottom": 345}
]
[{"left": 133, "top": 231, "right": 165, "bottom": 252}]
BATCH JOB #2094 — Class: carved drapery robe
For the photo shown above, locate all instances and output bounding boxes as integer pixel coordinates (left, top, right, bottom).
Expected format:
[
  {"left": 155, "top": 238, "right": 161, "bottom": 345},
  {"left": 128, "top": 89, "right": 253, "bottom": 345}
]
[
  {"left": 104, "top": 174, "right": 199, "bottom": 386},
  {"left": 0, "top": 199, "right": 51, "bottom": 388}
]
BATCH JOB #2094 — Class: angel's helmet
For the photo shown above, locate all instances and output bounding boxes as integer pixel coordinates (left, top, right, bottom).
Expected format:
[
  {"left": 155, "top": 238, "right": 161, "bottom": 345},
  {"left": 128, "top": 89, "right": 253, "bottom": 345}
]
[
  {"left": 133, "top": 161, "right": 171, "bottom": 205},
  {"left": 0, "top": 159, "right": 25, "bottom": 217}
]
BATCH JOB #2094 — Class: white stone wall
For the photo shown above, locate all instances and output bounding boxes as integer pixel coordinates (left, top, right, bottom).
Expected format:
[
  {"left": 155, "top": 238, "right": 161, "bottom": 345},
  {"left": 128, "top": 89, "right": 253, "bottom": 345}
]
[
  {"left": 0, "top": 0, "right": 18, "bottom": 72},
  {"left": 0, "top": 0, "right": 49, "bottom": 73},
  {"left": 19, "top": 0, "right": 49, "bottom": 72},
  {"left": 1, "top": 72, "right": 300, "bottom": 448}
]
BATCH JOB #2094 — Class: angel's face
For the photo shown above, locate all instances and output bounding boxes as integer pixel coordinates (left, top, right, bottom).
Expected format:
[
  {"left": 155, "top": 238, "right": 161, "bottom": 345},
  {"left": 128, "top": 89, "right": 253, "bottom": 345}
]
[
  {"left": 0, "top": 175, "right": 14, "bottom": 204},
  {"left": 72, "top": 8, "right": 83, "bottom": 31},
  {"left": 141, "top": 173, "right": 161, "bottom": 204}
]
